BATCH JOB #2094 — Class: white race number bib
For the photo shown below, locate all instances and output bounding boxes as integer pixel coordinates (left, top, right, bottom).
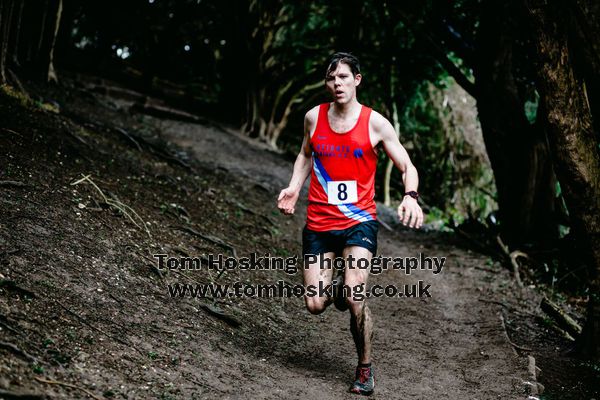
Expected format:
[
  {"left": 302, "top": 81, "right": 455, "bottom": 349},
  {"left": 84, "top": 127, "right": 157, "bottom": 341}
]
[{"left": 327, "top": 180, "right": 358, "bottom": 204}]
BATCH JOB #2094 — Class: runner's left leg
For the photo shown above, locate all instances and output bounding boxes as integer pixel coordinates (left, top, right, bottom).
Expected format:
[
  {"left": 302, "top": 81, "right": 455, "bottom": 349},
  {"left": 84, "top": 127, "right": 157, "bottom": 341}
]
[{"left": 342, "top": 245, "right": 373, "bottom": 364}]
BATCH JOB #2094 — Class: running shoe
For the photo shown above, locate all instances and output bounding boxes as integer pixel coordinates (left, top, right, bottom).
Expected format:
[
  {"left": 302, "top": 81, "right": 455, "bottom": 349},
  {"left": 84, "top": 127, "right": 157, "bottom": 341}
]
[{"left": 349, "top": 366, "right": 374, "bottom": 396}]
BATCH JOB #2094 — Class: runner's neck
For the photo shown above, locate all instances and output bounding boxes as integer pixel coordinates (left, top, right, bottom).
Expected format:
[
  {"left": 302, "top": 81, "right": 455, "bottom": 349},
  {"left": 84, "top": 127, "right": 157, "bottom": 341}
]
[{"left": 330, "top": 100, "right": 362, "bottom": 121}]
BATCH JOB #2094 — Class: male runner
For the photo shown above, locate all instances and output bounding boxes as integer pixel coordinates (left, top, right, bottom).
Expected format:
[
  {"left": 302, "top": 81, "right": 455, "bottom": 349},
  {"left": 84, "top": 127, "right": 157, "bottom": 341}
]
[{"left": 277, "top": 52, "right": 423, "bottom": 396}]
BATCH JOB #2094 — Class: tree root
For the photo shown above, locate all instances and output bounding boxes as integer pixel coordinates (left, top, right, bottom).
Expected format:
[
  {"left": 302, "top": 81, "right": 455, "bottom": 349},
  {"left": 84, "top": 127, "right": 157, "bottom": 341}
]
[
  {"left": 0, "top": 315, "right": 21, "bottom": 336},
  {"left": 226, "top": 200, "right": 275, "bottom": 226},
  {"left": 71, "top": 174, "right": 152, "bottom": 238},
  {"left": 497, "top": 236, "right": 526, "bottom": 287},
  {"left": 174, "top": 225, "right": 237, "bottom": 259},
  {"left": 200, "top": 303, "right": 241, "bottom": 328},
  {"left": 54, "top": 300, "right": 131, "bottom": 347},
  {"left": 499, "top": 312, "right": 532, "bottom": 354},
  {"left": 113, "top": 127, "right": 142, "bottom": 151},
  {"left": 6, "top": 68, "right": 28, "bottom": 97},
  {"left": 62, "top": 109, "right": 193, "bottom": 171}
]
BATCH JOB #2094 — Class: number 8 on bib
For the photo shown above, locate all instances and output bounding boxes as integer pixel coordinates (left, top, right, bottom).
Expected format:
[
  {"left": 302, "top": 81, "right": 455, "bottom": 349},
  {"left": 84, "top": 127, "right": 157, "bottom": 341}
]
[{"left": 327, "top": 180, "right": 358, "bottom": 205}]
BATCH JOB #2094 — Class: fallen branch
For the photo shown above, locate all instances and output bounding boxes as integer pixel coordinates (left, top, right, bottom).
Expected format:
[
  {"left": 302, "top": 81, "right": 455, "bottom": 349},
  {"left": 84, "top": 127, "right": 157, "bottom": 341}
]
[
  {"left": 34, "top": 377, "right": 103, "bottom": 400},
  {"left": 497, "top": 236, "right": 524, "bottom": 287},
  {"left": 71, "top": 174, "right": 152, "bottom": 238},
  {"left": 499, "top": 313, "right": 532, "bottom": 354},
  {"left": 540, "top": 296, "right": 582, "bottom": 338}
]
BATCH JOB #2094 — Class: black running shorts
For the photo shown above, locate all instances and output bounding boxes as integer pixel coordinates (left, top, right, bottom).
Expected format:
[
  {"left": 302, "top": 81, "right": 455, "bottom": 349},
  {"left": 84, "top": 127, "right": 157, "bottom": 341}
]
[{"left": 302, "top": 220, "right": 378, "bottom": 257}]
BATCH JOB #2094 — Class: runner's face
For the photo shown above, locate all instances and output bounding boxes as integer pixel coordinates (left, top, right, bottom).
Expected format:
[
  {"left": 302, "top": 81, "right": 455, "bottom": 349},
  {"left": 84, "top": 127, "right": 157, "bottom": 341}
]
[{"left": 325, "top": 63, "right": 361, "bottom": 104}]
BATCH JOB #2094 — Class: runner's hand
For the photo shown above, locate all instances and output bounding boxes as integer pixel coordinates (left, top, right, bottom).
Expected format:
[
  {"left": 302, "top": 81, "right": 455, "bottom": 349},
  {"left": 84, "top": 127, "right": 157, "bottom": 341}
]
[
  {"left": 277, "top": 187, "right": 299, "bottom": 215},
  {"left": 398, "top": 197, "right": 423, "bottom": 229}
]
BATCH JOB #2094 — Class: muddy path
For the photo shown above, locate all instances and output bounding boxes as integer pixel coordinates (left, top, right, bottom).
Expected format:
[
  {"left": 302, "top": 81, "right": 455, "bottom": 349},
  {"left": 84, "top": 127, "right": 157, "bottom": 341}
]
[
  {"left": 0, "top": 78, "right": 539, "bottom": 399},
  {"left": 155, "top": 100, "right": 533, "bottom": 398}
]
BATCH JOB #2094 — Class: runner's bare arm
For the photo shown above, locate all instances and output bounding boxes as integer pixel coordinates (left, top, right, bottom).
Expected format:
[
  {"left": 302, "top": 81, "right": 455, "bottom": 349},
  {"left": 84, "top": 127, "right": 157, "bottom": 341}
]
[
  {"left": 277, "top": 107, "right": 317, "bottom": 215},
  {"left": 371, "top": 111, "right": 424, "bottom": 229}
]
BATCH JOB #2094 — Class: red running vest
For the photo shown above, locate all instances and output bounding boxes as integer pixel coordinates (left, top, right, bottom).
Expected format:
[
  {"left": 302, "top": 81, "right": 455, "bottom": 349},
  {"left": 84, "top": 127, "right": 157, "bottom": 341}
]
[{"left": 307, "top": 103, "right": 378, "bottom": 231}]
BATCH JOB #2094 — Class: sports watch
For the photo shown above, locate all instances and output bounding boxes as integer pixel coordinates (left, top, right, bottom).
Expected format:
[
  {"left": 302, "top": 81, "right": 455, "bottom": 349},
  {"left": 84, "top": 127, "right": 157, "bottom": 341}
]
[{"left": 404, "top": 191, "right": 419, "bottom": 200}]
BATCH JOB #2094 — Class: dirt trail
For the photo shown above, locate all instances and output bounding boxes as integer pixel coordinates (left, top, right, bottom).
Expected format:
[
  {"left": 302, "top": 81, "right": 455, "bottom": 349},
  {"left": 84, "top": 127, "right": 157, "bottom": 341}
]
[
  {"left": 0, "top": 80, "right": 536, "bottom": 400},
  {"left": 160, "top": 113, "right": 531, "bottom": 399}
]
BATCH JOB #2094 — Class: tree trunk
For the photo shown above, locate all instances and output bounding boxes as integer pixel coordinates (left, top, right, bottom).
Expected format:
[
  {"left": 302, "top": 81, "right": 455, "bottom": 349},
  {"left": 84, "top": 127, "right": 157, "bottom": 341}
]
[
  {"left": 391, "top": 1, "right": 560, "bottom": 248},
  {"left": 474, "top": 0, "right": 558, "bottom": 248},
  {"left": 0, "top": 0, "right": 14, "bottom": 84},
  {"left": 45, "top": 0, "right": 62, "bottom": 82},
  {"left": 383, "top": 63, "right": 401, "bottom": 206},
  {"left": 19, "top": 0, "right": 37, "bottom": 64},
  {"left": 37, "top": 0, "right": 62, "bottom": 82},
  {"left": 526, "top": 0, "right": 600, "bottom": 360},
  {"left": 569, "top": 0, "right": 600, "bottom": 140},
  {"left": 9, "top": 0, "right": 23, "bottom": 66},
  {"left": 35, "top": 0, "right": 48, "bottom": 62},
  {"left": 0, "top": 0, "right": 5, "bottom": 84}
]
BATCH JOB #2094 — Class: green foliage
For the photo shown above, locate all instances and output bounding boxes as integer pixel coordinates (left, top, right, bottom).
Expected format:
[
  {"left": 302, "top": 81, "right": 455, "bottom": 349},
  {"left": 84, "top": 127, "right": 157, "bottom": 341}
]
[
  {"left": 423, "top": 206, "right": 454, "bottom": 231},
  {"left": 66, "top": 0, "right": 497, "bottom": 225},
  {"left": 524, "top": 90, "right": 540, "bottom": 124},
  {"left": 390, "top": 77, "right": 497, "bottom": 222},
  {"left": 32, "top": 363, "right": 44, "bottom": 374}
]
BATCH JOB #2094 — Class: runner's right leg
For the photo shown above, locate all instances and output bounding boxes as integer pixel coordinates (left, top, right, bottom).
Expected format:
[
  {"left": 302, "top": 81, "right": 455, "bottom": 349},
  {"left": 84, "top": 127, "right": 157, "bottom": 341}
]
[{"left": 303, "top": 252, "right": 336, "bottom": 314}]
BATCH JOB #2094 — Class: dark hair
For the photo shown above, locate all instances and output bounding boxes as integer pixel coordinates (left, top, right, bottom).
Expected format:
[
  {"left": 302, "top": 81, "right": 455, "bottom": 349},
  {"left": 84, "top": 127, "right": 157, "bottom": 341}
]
[{"left": 326, "top": 52, "right": 361, "bottom": 78}]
